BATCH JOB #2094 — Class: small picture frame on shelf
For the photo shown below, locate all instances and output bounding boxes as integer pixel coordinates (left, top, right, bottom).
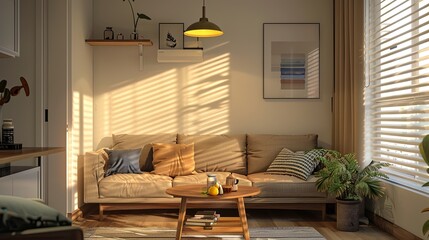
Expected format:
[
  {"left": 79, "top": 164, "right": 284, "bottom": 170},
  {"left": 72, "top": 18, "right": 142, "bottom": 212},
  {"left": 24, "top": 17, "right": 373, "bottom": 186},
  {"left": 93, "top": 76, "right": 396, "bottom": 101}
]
[{"left": 159, "top": 23, "right": 184, "bottom": 49}]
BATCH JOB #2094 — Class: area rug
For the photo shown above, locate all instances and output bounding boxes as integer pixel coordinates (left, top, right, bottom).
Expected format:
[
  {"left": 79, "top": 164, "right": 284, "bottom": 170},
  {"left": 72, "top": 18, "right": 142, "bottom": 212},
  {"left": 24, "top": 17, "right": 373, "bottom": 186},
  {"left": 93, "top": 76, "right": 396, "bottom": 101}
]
[{"left": 84, "top": 227, "right": 326, "bottom": 239}]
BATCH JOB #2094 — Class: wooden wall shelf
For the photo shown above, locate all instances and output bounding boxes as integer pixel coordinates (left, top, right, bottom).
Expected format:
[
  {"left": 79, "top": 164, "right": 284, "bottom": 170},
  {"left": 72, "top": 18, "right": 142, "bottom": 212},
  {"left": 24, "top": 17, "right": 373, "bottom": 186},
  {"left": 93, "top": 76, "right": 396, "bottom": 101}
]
[{"left": 85, "top": 39, "right": 153, "bottom": 46}]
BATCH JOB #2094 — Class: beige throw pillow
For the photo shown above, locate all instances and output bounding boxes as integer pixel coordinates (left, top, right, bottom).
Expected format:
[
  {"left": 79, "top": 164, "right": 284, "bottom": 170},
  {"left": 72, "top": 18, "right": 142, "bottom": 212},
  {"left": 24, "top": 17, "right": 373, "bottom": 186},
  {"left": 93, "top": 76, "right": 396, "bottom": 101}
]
[{"left": 151, "top": 143, "right": 195, "bottom": 177}]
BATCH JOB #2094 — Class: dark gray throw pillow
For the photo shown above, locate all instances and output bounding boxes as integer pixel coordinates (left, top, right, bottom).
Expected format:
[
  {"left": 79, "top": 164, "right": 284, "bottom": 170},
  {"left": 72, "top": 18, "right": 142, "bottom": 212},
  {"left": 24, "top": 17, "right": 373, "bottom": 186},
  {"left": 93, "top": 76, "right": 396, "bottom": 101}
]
[
  {"left": 104, "top": 148, "right": 142, "bottom": 177},
  {"left": 0, "top": 196, "right": 71, "bottom": 233}
]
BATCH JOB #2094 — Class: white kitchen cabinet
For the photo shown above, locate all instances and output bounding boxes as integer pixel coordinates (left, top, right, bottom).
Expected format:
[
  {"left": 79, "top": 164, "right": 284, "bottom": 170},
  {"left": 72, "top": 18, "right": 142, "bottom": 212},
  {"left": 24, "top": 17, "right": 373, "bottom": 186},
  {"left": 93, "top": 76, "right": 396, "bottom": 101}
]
[
  {"left": 0, "top": 0, "right": 19, "bottom": 57},
  {"left": 0, "top": 174, "right": 12, "bottom": 195},
  {"left": 0, "top": 167, "right": 40, "bottom": 198}
]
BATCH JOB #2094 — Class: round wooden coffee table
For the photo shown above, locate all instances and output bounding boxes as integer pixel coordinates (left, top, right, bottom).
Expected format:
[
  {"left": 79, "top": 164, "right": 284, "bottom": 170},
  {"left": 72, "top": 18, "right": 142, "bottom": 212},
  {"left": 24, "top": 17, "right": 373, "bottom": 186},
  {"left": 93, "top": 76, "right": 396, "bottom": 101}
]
[{"left": 166, "top": 184, "right": 260, "bottom": 240}]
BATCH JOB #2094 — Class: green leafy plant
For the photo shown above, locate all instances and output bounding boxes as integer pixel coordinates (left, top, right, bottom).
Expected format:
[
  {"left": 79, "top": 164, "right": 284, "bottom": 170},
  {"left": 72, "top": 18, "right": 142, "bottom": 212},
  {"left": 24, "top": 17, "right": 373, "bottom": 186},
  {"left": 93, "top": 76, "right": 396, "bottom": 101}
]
[
  {"left": 315, "top": 150, "right": 390, "bottom": 201},
  {"left": 123, "top": 0, "right": 151, "bottom": 33},
  {"left": 0, "top": 77, "right": 30, "bottom": 105},
  {"left": 419, "top": 135, "right": 429, "bottom": 237}
]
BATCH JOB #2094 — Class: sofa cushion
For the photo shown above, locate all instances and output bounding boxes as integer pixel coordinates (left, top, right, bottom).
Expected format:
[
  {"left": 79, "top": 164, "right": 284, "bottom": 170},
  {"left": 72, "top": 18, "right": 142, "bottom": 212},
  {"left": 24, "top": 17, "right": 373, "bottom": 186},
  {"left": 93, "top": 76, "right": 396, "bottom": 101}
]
[
  {"left": 247, "top": 172, "right": 326, "bottom": 198},
  {"left": 151, "top": 143, "right": 196, "bottom": 177},
  {"left": 104, "top": 148, "right": 142, "bottom": 177},
  {"left": 112, "top": 134, "right": 177, "bottom": 171},
  {"left": 177, "top": 134, "right": 247, "bottom": 174},
  {"left": 173, "top": 172, "right": 252, "bottom": 187},
  {"left": 99, "top": 173, "right": 173, "bottom": 198},
  {"left": 266, "top": 148, "right": 327, "bottom": 180},
  {"left": 247, "top": 134, "right": 318, "bottom": 174}
]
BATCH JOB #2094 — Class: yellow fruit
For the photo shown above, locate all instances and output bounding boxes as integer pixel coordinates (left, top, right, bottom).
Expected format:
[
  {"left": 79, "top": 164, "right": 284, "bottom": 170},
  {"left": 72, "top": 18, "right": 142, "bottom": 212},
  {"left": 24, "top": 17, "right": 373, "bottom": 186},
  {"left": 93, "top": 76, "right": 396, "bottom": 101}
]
[
  {"left": 207, "top": 186, "right": 219, "bottom": 196},
  {"left": 215, "top": 182, "right": 220, "bottom": 188}
]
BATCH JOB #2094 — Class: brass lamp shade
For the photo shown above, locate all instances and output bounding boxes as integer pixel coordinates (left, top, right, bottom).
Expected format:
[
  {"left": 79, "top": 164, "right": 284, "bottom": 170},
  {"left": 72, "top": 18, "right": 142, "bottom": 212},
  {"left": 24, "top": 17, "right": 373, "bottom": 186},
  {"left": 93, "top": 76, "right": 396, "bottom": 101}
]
[{"left": 184, "top": 1, "right": 223, "bottom": 38}]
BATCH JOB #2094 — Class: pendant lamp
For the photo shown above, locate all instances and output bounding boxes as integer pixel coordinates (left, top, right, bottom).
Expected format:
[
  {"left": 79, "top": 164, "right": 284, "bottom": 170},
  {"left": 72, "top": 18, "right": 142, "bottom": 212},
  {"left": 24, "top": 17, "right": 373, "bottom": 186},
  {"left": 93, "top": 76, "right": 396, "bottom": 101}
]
[{"left": 184, "top": 0, "right": 223, "bottom": 38}]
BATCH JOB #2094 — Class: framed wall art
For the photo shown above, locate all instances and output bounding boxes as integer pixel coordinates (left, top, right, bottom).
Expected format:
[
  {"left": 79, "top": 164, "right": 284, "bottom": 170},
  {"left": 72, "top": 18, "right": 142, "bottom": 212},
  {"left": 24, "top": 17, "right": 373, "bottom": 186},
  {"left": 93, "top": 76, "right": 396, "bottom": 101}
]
[
  {"left": 159, "top": 23, "right": 184, "bottom": 49},
  {"left": 263, "top": 23, "right": 320, "bottom": 99}
]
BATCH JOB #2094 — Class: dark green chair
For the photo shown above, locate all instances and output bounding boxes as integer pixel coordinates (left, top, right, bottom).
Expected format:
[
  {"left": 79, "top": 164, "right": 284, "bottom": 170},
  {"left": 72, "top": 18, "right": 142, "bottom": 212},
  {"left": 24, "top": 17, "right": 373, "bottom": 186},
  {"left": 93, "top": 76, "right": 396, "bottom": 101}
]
[{"left": 0, "top": 195, "right": 83, "bottom": 240}]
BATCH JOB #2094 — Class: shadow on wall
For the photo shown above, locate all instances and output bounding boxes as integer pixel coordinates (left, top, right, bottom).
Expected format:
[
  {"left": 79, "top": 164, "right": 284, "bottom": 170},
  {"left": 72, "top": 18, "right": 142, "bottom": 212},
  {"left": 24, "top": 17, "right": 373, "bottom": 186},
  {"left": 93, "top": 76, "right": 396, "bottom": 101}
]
[{"left": 100, "top": 53, "right": 231, "bottom": 135}]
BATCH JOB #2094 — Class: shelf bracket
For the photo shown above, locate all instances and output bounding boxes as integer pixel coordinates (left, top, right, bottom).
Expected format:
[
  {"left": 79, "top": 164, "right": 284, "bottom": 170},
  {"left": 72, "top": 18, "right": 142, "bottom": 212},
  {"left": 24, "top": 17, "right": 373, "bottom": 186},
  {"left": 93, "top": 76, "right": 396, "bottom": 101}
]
[{"left": 139, "top": 44, "right": 143, "bottom": 71}]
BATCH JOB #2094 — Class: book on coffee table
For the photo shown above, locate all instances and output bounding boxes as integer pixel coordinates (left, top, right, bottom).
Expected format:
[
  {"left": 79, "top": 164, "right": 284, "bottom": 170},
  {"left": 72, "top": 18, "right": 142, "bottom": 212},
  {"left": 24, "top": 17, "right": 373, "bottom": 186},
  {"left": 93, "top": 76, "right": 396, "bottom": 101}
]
[
  {"left": 194, "top": 210, "right": 216, "bottom": 217},
  {"left": 186, "top": 215, "right": 218, "bottom": 223},
  {"left": 185, "top": 221, "right": 214, "bottom": 226}
]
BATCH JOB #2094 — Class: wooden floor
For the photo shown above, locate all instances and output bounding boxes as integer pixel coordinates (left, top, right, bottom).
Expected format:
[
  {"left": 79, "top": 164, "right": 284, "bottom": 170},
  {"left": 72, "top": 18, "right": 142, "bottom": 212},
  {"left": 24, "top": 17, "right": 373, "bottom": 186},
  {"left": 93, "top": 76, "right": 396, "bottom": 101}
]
[{"left": 73, "top": 209, "right": 398, "bottom": 240}]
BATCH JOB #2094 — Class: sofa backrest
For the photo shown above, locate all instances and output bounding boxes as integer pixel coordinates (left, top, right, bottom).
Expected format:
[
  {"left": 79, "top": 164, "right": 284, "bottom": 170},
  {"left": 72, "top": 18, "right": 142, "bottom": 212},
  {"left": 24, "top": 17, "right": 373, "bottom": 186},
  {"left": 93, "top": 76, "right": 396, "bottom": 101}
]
[
  {"left": 111, "top": 133, "right": 177, "bottom": 172},
  {"left": 177, "top": 134, "right": 247, "bottom": 175},
  {"left": 96, "top": 133, "right": 317, "bottom": 175},
  {"left": 247, "top": 134, "right": 318, "bottom": 174}
]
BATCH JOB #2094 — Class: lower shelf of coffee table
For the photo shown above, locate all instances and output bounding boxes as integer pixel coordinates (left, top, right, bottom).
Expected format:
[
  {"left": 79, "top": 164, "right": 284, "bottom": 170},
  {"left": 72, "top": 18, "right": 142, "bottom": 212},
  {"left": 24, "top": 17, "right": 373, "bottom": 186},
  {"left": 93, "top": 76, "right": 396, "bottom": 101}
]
[{"left": 183, "top": 217, "right": 244, "bottom": 235}]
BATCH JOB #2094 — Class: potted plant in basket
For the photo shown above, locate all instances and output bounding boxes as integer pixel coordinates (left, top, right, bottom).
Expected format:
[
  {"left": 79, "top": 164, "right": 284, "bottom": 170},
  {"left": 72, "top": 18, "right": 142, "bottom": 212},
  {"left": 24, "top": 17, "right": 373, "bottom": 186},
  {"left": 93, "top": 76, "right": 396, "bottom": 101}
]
[
  {"left": 315, "top": 150, "right": 390, "bottom": 231},
  {"left": 419, "top": 135, "right": 429, "bottom": 237}
]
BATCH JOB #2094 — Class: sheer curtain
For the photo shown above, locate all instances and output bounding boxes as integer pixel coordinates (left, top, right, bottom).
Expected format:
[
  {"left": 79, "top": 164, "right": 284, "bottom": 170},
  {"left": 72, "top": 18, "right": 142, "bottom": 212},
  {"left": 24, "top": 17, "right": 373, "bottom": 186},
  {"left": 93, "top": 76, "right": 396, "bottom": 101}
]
[{"left": 333, "top": 0, "right": 365, "bottom": 158}]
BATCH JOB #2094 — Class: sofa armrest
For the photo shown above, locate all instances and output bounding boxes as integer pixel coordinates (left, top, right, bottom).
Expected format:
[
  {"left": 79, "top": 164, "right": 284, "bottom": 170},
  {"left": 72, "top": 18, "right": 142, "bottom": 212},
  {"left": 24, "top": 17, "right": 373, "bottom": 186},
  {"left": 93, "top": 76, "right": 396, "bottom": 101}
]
[{"left": 84, "top": 150, "right": 107, "bottom": 203}]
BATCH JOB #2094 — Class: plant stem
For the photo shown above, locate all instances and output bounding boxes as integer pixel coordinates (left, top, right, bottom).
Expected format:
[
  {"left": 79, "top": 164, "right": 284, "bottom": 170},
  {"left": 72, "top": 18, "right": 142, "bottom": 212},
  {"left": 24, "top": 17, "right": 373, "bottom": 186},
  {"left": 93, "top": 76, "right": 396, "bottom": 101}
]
[{"left": 126, "top": 0, "right": 137, "bottom": 32}]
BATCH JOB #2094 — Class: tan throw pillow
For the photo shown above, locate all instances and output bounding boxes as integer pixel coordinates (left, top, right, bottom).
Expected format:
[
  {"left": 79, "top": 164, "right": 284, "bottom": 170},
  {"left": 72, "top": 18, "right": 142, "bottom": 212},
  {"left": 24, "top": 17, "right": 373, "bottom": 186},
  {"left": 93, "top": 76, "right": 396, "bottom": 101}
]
[{"left": 151, "top": 143, "right": 195, "bottom": 177}]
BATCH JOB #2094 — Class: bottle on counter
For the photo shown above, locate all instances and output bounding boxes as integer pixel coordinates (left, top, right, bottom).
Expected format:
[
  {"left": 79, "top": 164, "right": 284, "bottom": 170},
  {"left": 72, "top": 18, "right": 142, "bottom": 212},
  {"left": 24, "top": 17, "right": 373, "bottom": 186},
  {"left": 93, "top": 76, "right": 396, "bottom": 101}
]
[{"left": 2, "top": 119, "right": 14, "bottom": 144}]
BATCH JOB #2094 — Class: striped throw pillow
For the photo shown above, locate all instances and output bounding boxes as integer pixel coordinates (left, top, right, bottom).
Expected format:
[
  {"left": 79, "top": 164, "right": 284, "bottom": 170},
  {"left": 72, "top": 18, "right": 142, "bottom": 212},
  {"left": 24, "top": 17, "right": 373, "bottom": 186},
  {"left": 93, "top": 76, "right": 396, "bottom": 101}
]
[{"left": 266, "top": 148, "right": 327, "bottom": 180}]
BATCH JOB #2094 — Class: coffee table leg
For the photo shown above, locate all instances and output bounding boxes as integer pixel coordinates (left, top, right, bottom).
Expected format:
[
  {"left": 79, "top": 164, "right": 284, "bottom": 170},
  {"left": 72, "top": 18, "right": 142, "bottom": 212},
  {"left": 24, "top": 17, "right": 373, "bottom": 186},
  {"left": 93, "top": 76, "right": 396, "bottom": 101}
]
[
  {"left": 176, "top": 197, "right": 187, "bottom": 240},
  {"left": 237, "top": 197, "right": 250, "bottom": 240}
]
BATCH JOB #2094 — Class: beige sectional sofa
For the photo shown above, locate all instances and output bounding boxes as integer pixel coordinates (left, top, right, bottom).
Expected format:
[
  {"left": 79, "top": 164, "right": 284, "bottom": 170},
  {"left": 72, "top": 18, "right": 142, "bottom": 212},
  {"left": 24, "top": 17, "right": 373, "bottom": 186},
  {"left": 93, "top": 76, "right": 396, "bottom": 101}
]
[{"left": 84, "top": 133, "right": 335, "bottom": 219}]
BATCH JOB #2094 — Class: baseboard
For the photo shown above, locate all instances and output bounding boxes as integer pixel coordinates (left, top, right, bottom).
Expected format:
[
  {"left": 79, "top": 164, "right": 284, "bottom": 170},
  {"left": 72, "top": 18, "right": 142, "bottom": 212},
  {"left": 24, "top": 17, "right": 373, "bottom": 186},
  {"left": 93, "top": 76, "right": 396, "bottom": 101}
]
[
  {"left": 366, "top": 210, "right": 421, "bottom": 240},
  {"left": 67, "top": 209, "right": 81, "bottom": 221},
  {"left": 68, "top": 203, "right": 97, "bottom": 221}
]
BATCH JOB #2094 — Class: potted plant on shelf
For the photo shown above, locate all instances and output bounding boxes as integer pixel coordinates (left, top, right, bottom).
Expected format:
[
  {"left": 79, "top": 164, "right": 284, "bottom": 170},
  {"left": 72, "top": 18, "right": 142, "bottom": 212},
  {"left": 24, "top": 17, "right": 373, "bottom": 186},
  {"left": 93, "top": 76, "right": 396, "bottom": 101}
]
[
  {"left": 315, "top": 150, "right": 389, "bottom": 231},
  {"left": 123, "top": 0, "right": 151, "bottom": 40},
  {"left": 419, "top": 135, "right": 429, "bottom": 237}
]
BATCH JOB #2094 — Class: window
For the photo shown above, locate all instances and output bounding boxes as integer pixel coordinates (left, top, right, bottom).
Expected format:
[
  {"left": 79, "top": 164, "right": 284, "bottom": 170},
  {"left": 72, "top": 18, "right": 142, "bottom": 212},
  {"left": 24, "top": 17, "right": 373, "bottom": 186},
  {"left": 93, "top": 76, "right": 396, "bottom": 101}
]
[{"left": 365, "top": 0, "right": 429, "bottom": 194}]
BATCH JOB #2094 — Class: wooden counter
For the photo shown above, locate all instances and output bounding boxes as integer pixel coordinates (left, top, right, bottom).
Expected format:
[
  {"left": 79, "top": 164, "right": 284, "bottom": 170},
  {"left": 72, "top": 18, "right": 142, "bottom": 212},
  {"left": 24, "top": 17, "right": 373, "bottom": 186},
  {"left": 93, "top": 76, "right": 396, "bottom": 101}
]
[{"left": 0, "top": 147, "right": 65, "bottom": 165}]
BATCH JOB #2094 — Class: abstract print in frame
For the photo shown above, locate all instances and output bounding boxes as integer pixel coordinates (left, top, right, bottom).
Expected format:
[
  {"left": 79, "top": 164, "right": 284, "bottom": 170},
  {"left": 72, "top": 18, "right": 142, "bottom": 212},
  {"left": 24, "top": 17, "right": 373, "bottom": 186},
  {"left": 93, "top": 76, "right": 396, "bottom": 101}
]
[
  {"left": 159, "top": 23, "right": 184, "bottom": 49},
  {"left": 263, "top": 23, "right": 320, "bottom": 99}
]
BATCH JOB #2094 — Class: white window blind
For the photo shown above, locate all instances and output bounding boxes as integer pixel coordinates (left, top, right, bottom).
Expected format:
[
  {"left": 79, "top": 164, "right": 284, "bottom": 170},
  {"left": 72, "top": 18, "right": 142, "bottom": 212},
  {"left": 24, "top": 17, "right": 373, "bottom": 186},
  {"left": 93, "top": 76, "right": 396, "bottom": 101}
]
[{"left": 365, "top": 0, "right": 429, "bottom": 194}]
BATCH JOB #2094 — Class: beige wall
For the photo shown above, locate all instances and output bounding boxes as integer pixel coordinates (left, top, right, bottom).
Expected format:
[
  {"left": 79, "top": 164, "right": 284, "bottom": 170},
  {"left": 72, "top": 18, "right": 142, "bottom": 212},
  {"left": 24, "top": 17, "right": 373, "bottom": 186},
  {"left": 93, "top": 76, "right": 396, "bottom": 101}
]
[
  {"left": 0, "top": 0, "right": 36, "bottom": 150},
  {"left": 367, "top": 182, "right": 428, "bottom": 239},
  {"left": 92, "top": 0, "right": 334, "bottom": 147},
  {"left": 70, "top": 0, "right": 93, "bottom": 212}
]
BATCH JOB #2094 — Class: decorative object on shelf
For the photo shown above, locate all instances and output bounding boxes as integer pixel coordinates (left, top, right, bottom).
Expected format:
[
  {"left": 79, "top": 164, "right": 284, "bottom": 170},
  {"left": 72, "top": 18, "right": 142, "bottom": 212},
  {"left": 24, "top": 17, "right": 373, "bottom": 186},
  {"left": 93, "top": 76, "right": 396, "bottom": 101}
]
[
  {"left": 117, "top": 33, "right": 124, "bottom": 40},
  {"left": 184, "top": 0, "right": 223, "bottom": 38},
  {"left": 123, "top": 0, "right": 151, "bottom": 40},
  {"left": 263, "top": 23, "right": 320, "bottom": 99},
  {"left": 104, "top": 27, "right": 114, "bottom": 40},
  {"left": 419, "top": 134, "right": 429, "bottom": 236},
  {"left": 314, "top": 150, "right": 390, "bottom": 232},
  {"left": 159, "top": 23, "right": 184, "bottom": 49}
]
